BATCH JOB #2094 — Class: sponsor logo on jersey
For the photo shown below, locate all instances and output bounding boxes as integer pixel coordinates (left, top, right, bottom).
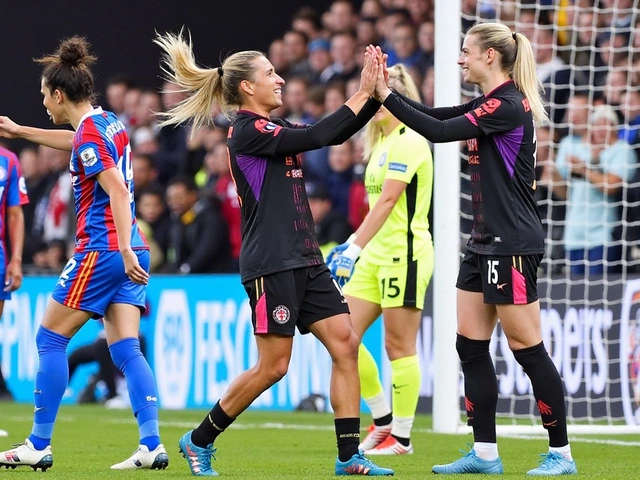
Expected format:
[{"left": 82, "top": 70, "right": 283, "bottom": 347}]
[
  {"left": 80, "top": 148, "right": 98, "bottom": 167},
  {"left": 19, "top": 176, "right": 27, "bottom": 194},
  {"left": 388, "top": 162, "right": 408, "bottom": 173},
  {"left": 254, "top": 119, "right": 282, "bottom": 135},
  {"left": 378, "top": 152, "right": 388, "bottom": 166},
  {"left": 272, "top": 305, "right": 290, "bottom": 324},
  {"left": 0, "top": 166, "right": 6, "bottom": 181},
  {"left": 286, "top": 169, "right": 304, "bottom": 178}
]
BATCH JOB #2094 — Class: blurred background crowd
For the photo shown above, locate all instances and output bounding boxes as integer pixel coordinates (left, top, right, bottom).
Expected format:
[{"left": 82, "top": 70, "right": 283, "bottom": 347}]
[{"left": 6, "top": 0, "right": 640, "bottom": 276}]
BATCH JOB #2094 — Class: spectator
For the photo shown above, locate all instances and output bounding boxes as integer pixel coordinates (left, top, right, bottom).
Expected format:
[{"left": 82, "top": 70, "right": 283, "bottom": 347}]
[
  {"left": 327, "top": 140, "right": 355, "bottom": 217},
  {"left": 283, "top": 76, "right": 312, "bottom": 124},
  {"left": 207, "top": 143, "right": 242, "bottom": 271},
  {"left": 164, "top": 176, "right": 232, "bottom": 274},
  {"left": 132, "top": 153, "right": 159, "bottom": 203},
  {"left": 306, "top": 181, "right": 352, "bottom": 259},
  {"left": 292, "top": 6, "right": 324, "bottom": 41},
  {"left": 155, "top": 80, "right": 189, "bottom": 185},
  {"left": 357, "top": 17, "right": 380, "bottom": 46},
  {"left": 519, "top": 9, "right": 576, "bottom": 125},
  {"left": 603, "top": 69, "right": 628, "bottom": 109},
  {"left": 267, "top": 39, "right": 289, "bottom": 79},
  {"left": 619, "top": 88, "right": 640, "bottom": 150},
  {"left": 555, "top": 105, "right": 637, "bottom": 274},
  {"left": 41, "top": 147, "right": 73, "bottom": 246},
  {"left": 19, "top": 146, "right": 48, "bottom": 264},
  {"left": 122, "top": 86, "right": 141, "bottom": 131},
  {"left": 104, "top": 74, "right": 132, "bottom": 118},
  {"left": 324, "top": 31, "right": 360, "bottom": 84},
  {"left": 327, "top": 0, "right": 358, "bottom": 34},
  {"left": 131, "top": 89, "right": 161, "bottom": 154},
  {"left": 360, "top": 0, "right": 384, "bottom": 19},
  {"left": 387, "top": 22, "right": 422, "bottom": 68},
  {"left": 137, "top": 186, "right": 171, "bottom": 264},
  {"left": 415, "top": 20, "right": 435, "bottom": 74},
  {"left": 283, "top": 30, "right": 314, "bottom": 82},
  {"left": 308, "top": 38, "right": 334, "bottom": 83},
  {"left": 406, "top": 0, "right": 432, "bottom": 24},
  {"left": 378, "top": 8, "right": 413, "bottom": 51},
  {"left": 325, "top": 82, "right": 347, "bottom": 114}
]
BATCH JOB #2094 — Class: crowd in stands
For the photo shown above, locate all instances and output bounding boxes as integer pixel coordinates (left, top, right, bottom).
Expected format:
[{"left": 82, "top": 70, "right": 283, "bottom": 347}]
[{"left": 10, "top": 0, "right": 640, "bottom": 275}]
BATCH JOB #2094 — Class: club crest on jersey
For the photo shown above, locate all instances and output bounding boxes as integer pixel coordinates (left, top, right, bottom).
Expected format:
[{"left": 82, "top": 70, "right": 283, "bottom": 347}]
[
  {"left": 254, "top": 119, "right": 281, "bottom": 135},
  {"left": 473, "top": 98, "right": 502, "bottom": 118},
  {"left": 378, "top": 152, "right": 388, "bottom": 166},
  {"left": 80, "top": 148, "right": 98, "bottom": 167},
  {"left": 272, "top": 305, "right": 290, "bottom": 324}
]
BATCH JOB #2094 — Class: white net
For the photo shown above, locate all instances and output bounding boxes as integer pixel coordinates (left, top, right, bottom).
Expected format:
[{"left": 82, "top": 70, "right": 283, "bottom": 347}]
[{"left": 461, "top": 1, "right": 640, "bottom": 428}]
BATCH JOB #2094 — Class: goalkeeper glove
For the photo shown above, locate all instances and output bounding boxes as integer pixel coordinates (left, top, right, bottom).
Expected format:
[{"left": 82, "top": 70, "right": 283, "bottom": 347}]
[{"left": 328, "top": 242, "right": 362, "bottom": 287}]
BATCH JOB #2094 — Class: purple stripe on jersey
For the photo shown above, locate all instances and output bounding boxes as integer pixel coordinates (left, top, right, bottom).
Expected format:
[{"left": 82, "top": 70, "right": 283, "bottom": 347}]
[
  {"left": 236, "top": 155, "right": 267, "bottom": 201},
  {"left": 492, "top": 125, "right": 524, "bottom": 178}
]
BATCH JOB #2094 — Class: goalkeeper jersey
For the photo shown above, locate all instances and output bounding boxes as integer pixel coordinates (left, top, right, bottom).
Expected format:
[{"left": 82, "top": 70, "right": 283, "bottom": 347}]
[{"left": 362, "top": 124, "right": 433, "bottom": 266}]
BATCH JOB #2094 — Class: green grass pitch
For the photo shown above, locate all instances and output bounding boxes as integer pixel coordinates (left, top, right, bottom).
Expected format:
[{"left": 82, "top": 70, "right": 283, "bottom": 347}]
[{"left": 1, "top": 403, "right": 639, "bottom": 478}]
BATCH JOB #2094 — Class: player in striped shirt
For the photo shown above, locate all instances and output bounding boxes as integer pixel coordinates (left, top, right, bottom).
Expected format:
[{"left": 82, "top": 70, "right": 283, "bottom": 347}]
[
  {"left": 0, "top": 37, "right": 167, "bottom": 472},
  {"left": 0, "top": 146, "right": 29, "bottom": 404}
]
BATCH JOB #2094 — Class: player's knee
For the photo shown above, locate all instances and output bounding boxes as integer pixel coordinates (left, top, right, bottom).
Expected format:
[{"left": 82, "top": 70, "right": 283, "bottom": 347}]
[
  {"left": 384, "top": 333, "right": 411, "bottom": 359},
  {"left": 109, "top": 338, "right": 142, "bottom": 371},
  {"left": 259, "top": 356, "right": 290, "bottom": 385},
  {"left": 456, "top": 334, "right": 490, "bottom": 364},
  {"left": 331, "top": 328, "right": 359, "bottom": 363},
  {"left": 36, "top": 325, "right": 70, "bottom": 355}
]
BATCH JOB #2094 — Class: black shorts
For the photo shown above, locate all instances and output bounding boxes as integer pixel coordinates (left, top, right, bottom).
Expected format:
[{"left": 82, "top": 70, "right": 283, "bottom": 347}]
[
  {"left": 456, "top": 251, "right": 542, "bottom": 305},
  {"left": 243, "top": 264, "right": 350, "bottom": 336}
]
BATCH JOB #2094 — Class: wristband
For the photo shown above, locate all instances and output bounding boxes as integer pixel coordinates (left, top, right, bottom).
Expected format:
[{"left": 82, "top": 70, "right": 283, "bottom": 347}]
[{"left": 342, "top": 243, "right": 362, "bottom": 262}]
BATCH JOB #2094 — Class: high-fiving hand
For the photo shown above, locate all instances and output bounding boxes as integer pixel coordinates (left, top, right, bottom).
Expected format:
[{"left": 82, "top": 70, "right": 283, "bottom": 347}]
[{"left": 372, "top": 46, "right": 393, "bottom": 102}]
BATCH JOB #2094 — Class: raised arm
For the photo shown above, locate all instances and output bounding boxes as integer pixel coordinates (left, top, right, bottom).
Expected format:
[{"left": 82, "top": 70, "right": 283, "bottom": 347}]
[
  {"left": 394, "top": 92, "right": 472, "bottom": 120},
  {"left": 263, "top": 46, "right": 381, "bottom": 156},
  {"left": 382, "top": 92, "right": 482, "bottom": 143},
  {"left": 0, "top": 116, "right": 74, "bottom": 151}
]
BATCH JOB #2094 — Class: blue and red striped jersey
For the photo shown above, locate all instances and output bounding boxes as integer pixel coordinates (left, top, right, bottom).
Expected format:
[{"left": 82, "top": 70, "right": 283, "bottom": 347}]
[
  {"left": 0, "top": 146, "right": 29, "bottom": 256},
  {"left": 71, "top": 107, "right": 148, "bottom": 252}
]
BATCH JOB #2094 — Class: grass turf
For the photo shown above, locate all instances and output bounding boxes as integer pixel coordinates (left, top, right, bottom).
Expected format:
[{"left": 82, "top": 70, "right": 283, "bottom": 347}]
[{"left": 1, "top": 403, "right": 639, "bottom": 478}]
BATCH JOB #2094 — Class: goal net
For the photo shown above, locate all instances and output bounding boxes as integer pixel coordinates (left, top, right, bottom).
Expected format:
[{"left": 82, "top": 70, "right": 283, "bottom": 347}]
[{"left": 451, "top": 1, "right": 640, "bottom": 433}]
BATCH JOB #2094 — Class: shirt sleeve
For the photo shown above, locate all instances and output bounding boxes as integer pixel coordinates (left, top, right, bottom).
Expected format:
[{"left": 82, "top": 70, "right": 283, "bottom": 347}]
[
  {"left": 395, "top": 92, "right": 474, "bottom": 119},
  {"left": 463, "top": 97, "right": 521, "bottom": 135},
  {"left": 603, "top": 143, "right": 637, "bottom": 181},
  {"left": 554, "top": 139, "right": 569, "bottom": 180},
  {"left": 233, "top": 106, "right": 356, "bottom": 157},
  {"left": 75, "top": 126, "right": 117, "bottom": 178},
  {"left": 382, "top": 92, "right": 482, "bottom": 143},
  {"left": 7, "top": 155, "right": 29, "bottom": 206},
  {"left": 385, "top": 133, "right": 432, "bottom": 184}
]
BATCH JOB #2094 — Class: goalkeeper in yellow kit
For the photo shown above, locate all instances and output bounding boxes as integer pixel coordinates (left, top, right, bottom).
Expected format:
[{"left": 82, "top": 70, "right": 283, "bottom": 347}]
[{"left": 328, "top": 63, "right": 433, "bottom": 455}]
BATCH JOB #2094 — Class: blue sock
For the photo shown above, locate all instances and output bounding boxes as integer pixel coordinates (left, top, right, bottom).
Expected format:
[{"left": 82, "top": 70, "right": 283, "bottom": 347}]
[
  {"left": 28, "top": 326, "right": 70, "bottom": 450},
  {"left": 109, "top": 337, "right": 160, "bottom": 450}
]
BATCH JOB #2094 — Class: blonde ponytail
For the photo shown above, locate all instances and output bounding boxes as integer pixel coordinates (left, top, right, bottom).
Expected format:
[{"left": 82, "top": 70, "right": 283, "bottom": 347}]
[
  {"left": 154, "top": 31, "right": 222, "bottom": 131},
  {"left": 512, "top": 32, "right": 549, "bottom": 126},
  {"left": 155, "top": 30, "right": 266, "bottom": 132}
]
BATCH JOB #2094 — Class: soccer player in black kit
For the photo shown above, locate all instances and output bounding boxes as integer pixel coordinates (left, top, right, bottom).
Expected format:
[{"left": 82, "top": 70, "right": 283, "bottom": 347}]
[
  {"left": 154, "top": 32, "right": 394, "bottom": 477},
  {"left": 372, "top": 23, "right": 577, "bottom": 476}
]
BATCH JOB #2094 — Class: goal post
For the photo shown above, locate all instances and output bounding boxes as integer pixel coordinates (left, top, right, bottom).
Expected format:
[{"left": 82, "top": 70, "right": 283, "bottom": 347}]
[{"left": 432, "top": 0, "right": 462, "bottom": 434}]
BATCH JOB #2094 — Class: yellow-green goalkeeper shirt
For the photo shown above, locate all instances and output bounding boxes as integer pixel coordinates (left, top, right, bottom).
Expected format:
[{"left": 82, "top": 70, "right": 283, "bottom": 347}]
[{"left": 362, "top": 124, "right": 433, "bottom": 266}]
